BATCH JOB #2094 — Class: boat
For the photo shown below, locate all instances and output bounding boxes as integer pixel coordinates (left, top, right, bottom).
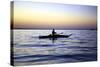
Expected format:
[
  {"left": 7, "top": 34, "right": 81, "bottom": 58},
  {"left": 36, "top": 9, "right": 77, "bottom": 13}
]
[
  {"left": 39, "top": 29, "right": 72, "bottom": 39},
  {"left": 39, "top": 34, "right": 72, "bottom": 39}
]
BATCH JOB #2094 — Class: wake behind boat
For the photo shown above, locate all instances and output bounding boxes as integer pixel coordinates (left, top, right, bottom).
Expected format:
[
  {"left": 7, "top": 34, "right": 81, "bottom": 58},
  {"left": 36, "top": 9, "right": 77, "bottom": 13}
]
[{"left": 39, "top": 29, "right": 72, "bottom": 39}]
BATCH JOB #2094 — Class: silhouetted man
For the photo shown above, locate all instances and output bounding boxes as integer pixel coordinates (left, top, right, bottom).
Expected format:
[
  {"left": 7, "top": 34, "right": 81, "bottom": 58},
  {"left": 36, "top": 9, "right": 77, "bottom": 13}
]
[{"left": 52, "top": 29, "right": 56, "bottom": 36}]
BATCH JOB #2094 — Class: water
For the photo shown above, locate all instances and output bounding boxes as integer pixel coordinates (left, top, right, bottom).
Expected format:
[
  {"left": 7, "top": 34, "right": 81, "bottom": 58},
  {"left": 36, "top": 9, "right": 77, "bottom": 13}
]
[{"left": 12, "top": 30, "right": 97, "bottom": 66}]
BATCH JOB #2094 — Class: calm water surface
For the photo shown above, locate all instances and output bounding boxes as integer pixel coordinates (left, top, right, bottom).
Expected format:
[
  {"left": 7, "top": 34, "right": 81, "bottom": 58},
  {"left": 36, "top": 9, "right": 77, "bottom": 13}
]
[{"left": 13, "top": 30, "right": 97, "bottom": 66}]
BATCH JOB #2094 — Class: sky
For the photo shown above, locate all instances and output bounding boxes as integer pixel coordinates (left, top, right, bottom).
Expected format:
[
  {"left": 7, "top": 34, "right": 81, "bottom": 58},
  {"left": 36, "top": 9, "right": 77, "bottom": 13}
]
[{"left": 12, "top": 1, "right": 97, "bottom": 29}]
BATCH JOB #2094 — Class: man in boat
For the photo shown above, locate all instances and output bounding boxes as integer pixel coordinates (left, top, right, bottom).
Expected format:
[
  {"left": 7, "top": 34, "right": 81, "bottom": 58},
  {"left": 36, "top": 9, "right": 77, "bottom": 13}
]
[
  {"left": 52, "top": 29, "right": 57, "bottom": 36},
  {"left": 39, "top": 29, "right": 72, "bottom": 38}
]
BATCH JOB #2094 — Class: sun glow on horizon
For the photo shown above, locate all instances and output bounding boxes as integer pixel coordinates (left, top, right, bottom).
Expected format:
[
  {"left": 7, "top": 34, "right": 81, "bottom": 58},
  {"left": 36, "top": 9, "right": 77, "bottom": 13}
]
[{"left": 12, "top": 1, "right": 97, "bottom": 29}]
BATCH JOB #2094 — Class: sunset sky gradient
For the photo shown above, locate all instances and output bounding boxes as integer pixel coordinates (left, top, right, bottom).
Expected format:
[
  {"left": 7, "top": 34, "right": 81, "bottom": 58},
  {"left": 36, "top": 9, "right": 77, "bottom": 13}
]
[{"left": 12, "top": 1, "right": 97, "bottom": 29}]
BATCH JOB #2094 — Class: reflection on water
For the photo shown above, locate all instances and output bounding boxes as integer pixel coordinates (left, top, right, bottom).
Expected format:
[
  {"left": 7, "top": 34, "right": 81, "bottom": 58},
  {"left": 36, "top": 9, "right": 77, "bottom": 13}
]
[{"left": 13, "top": 30, "right": 97, "bottom": 66}]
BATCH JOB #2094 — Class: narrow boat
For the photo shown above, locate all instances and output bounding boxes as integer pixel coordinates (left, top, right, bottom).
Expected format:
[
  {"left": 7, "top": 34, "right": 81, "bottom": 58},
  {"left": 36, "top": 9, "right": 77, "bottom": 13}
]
[
  {"left": 39, "top": 29, "right": 72, "bottom": 39},
  {"left": 39, "top": 34, "right": 72, "bottom": 39}
]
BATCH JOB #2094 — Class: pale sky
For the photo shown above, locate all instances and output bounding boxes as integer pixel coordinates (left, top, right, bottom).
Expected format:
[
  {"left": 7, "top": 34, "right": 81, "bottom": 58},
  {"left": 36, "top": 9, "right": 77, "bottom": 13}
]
[{"left": 12, "top": 1, "right": 97, "bottom": 29}]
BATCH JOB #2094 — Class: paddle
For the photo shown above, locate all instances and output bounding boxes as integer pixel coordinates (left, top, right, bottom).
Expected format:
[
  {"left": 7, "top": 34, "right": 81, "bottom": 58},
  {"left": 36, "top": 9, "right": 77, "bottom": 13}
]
[{"left": 58, "top": 32, "right": 63, "bottom": 34}]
